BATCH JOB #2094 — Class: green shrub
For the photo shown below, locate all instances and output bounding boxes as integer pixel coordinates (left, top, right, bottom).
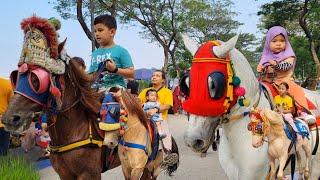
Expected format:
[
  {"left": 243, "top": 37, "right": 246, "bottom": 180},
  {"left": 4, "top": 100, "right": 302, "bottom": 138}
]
[{"left": 0, "top": 155, "right": 40, "bottom": 180}]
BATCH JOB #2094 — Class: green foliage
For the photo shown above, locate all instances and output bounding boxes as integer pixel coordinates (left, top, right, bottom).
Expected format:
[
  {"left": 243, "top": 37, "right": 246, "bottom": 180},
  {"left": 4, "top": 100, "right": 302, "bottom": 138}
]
[
  {"left": 138, "top": 80, "right": 151, "bottom": 92},
  {"left": 48, "top": 17, "right": 62, "bottom": 30},
  {"left": 291, "top": 36, "right": 316, "bottom": 79},
  {"left": 168, "top": 44, "right": 193, "bottom": 78},
  {"left": 173, "top": 0, "right": 258, "bottom": 77},
  {"left": 181, "top": 0, "right": 242, "bottom": 42},
  {"left": 0, "top": 155, "right": 40, "bottom": 180}
]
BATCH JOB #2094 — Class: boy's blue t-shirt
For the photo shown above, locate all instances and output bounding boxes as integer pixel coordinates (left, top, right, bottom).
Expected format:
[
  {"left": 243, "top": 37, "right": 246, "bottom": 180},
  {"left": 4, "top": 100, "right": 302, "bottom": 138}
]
[{"left": 88, "top": 45, "right": 133, "bottom": 89}]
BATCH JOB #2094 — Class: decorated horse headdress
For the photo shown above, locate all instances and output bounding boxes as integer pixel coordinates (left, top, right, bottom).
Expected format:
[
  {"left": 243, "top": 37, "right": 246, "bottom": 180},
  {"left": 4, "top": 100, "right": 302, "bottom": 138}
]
[
  {"left": 11, "top": 16, "right": 66, "bottom": 107},
  {"left": 180, "top": 35, "right": 250, "bottom": 117},
  {"left": 19, "top": 15, "right": 65, "bottom": 74}
]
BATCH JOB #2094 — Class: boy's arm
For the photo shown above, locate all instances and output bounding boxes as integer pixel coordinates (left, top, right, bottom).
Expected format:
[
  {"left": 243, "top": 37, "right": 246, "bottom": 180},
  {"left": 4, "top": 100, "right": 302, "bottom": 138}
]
[
  {"left": 116, "top": 67, "right": 134, "bottom": 79},
  {"left": 105, "top": 60, "right": 134, "bottom": 78}
]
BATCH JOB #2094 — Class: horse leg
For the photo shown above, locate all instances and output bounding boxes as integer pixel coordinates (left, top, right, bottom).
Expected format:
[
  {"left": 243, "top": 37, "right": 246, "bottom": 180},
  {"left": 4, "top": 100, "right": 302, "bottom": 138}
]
[
  {"left": 57, "top": 173, "right": 76, "bottom": 180},
  {"left": 77, "top": 172, "right": 101, "bottom": 180},
  {"left": 140, "top": 168, "right": 152, "bottom": 180},
  {"left": 131, "top": 168, "right": 144, "bottom": 180},
  {"left": 296, "top": 151, "right": 303, "bottom": 180},
  {"left": 268, "top": 155, "right": 276, "bottom": 180},
  {"left": 276, "top": 155, "right": 287, "bottom": 180},
  {"left": 121, "top": 165, "right": 132, "bottom": 180},
  {"left": 310, "top": 129, "right": 320, "bottom": 180},
  {"left": 302, "top": 140, "right": 311, "bottom": 180}
]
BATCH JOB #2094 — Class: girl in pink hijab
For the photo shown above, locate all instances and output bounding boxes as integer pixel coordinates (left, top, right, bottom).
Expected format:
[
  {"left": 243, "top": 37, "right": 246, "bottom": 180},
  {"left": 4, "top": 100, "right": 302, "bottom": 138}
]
[{"left": 258, "top": 26, "right": 308, "bottom": 111}]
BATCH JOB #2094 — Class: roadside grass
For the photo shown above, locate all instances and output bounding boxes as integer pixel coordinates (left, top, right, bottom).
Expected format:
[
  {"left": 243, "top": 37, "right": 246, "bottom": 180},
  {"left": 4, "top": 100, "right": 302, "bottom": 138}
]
[{"left": 0, "top": 154, "right": 40, "bottom": 180}]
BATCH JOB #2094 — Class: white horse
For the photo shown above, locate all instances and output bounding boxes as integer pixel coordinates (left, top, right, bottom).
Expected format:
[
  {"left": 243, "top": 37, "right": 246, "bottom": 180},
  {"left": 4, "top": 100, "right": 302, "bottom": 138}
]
[{"left": 182, "top": 35, "right": 320, "bottom": 180}]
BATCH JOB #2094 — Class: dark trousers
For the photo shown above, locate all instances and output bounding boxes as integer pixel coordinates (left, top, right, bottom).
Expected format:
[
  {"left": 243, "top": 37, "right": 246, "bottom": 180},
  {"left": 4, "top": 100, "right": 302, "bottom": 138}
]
[{"left": 0, "top": 127, "right": 10, "bottom": 155}]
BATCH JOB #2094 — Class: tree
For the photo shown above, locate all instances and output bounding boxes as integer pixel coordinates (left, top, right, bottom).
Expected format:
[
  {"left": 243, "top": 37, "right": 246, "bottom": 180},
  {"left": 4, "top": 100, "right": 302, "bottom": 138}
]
[
  {"left": 175, "top": 0, "right": 258, "bottom": 75},
  {"left": 258, "top": 0, "right": 320, "bottom": 89},
  {"left": 116, "top": 0, "right": 183, "bottom": 74},
  {"left": 51, "top": 0, "right": 117, "bottom": 50}
]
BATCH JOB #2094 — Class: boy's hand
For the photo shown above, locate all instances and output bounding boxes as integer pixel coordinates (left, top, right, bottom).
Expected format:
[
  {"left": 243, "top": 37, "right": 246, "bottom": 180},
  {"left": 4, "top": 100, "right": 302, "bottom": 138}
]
[
  {"left": 111, "top": 89, "right": 122, "bottom": 101},
  {"left": 105, "top": 59, "right": 117, "bottom": 73}
]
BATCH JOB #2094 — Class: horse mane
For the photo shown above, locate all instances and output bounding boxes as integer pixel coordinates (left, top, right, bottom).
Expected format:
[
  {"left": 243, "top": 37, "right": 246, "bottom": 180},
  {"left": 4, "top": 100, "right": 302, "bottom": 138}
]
[
  {"left": 261, "top": 109, "right": 285, "bottom": 137},
  {"left": 21, "top": 15, "right": 58, "bottom": 59},
  {"left": 121, "top": 91, "right": 149, "bottom": 130},
  {"left": 67, "top": 58, "right": 103, "bottom": 115}
]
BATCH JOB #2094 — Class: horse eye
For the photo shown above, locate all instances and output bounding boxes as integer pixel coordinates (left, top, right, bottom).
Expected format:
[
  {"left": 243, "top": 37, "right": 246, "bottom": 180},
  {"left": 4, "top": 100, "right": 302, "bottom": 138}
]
[
  {"left": 207, "top": 72, "right": 226, "bottom": 99},
  {"left": 10, "top": 70, "right": 19, "bottom": 89},
  {"left": 180, "top": 74, "right": 190, "bottom": 97},
  {"left": 29, "top": 72, "right": 40, "bottom": 92}
]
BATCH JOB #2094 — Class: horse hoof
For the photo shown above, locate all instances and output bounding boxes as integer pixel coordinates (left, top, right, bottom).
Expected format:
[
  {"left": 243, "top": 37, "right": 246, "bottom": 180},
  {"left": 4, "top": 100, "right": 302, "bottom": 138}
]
[
  {"left": 304, "top": 170, "right": 309, "bottom": 180},
  {"left": 200, "top": 152, "right": 207, "bottom": 158}
]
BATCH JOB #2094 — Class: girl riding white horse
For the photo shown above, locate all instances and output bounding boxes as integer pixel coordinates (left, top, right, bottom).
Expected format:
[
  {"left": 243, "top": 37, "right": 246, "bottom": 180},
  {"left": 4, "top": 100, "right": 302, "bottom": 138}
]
[{"left": 182, "top": 35, "right": 320, "bottom": 179}]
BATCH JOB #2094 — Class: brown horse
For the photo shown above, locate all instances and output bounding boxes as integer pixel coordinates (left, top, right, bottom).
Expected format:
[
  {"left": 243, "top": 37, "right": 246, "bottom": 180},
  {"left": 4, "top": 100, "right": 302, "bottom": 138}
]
[
  {"left": 104, "top": 91, "right": 179, "bottom": 179},
  {"left": 2, "top": 58, "right": 122, "bottom": 179}
]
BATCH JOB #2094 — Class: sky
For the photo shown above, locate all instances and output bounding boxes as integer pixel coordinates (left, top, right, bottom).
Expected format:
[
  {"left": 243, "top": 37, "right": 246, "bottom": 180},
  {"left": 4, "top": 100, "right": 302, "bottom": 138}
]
[{"left": 0, "top": 0, "right": 272, "bottom": 78}]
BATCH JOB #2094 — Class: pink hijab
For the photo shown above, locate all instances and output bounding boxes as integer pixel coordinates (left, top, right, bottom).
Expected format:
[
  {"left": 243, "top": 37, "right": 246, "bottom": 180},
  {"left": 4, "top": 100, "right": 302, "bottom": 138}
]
[{"left": 259, "top": 26, "right": 295, "bottom": 66}]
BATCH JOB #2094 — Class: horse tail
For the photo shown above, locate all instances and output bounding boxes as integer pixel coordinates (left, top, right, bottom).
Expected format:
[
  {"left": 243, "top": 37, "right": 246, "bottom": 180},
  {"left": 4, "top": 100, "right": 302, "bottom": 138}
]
[{"left": 165, "top": 137, "right": 179, "bottom": 176}]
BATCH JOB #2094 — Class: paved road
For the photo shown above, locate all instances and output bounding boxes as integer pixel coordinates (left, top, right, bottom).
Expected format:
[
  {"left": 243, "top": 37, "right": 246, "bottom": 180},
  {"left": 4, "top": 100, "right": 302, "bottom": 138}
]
[{"left": 39, "top": 114, "right": 228, "bottom": 179}]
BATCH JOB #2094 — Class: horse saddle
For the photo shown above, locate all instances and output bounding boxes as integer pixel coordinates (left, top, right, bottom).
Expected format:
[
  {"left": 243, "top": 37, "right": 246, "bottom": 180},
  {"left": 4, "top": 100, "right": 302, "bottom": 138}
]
[
  {"left": 295, "top": 118, "right": 310, "bottom": 139},
  {"left": 284, "top": 119, "right": 310, "bottom": 144}
]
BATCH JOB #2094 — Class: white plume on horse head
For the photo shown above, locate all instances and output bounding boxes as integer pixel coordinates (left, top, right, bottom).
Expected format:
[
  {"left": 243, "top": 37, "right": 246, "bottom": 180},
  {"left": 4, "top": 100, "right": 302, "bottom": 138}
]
[
  {"left": 181, "top": 34, "right": 200, "bottom": 55},
  {"left": 212, "top": 35, "right": 239, "bottom": 58}
]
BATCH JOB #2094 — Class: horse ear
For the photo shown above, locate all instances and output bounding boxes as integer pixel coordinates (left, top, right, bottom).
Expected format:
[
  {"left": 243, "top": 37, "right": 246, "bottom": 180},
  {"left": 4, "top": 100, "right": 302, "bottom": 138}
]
[
  {"left": 58, "top": 38, "right": 67, "bottom": 55},
  {"left": 181, "top": 34, "right": 199, "bottom": 56},
  {"left": 213, "top": 35, "right": 239, "bottom": 58}
]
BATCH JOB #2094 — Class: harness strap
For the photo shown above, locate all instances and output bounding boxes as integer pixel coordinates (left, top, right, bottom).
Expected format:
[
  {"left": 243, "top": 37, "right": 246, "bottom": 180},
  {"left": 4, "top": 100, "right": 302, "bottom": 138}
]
[
  {"left": 119, "top": 131, "right": 150, "bottom": 155},
  {"left": 312, "top": 125, "right": 319, "bottom": 155},
  {"left": 119, "top": 139, "right": 147, "bottom": 154},
  {"left": 48, "top": 122, "right": 103, "bottom": 153}
]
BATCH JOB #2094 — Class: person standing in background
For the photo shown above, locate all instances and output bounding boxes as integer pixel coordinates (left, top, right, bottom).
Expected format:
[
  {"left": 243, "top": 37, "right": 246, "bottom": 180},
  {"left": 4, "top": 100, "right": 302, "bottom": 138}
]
[{"left": 0, "top": 77, "right": 14, "bottom": 155}]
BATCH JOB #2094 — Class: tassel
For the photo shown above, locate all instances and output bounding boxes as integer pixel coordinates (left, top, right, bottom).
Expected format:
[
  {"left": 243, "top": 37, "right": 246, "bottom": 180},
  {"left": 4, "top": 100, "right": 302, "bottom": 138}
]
[
  {"left": 18, "top": 63, "right": 28, "bottom": 73},
  {"left": 119, "top": 129, "right": 125, "bottom": 135},
  {"left": 50, "top": 86, "right": 61, "bottom": 97}
]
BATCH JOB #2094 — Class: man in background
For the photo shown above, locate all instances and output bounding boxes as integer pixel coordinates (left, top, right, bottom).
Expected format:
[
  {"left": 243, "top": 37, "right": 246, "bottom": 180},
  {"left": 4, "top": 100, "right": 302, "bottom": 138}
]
[{"left": 0, "top": 77, "right": 14, "bottom": 155}]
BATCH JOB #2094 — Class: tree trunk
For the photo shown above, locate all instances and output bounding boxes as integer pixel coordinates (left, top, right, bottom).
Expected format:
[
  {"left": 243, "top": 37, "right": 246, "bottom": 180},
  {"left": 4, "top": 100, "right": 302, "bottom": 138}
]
[
  {"left": 90, "top": 0, "right": 95, "bottom": 51},
  {"left": 163, "top": 48, "right": 169, "bottom": 73},
  {"left": 169, "top": 51, "right": 180, "bottom": 78},
  {"left": 76, "top": 0, "right": 99, "bottom": 48}
]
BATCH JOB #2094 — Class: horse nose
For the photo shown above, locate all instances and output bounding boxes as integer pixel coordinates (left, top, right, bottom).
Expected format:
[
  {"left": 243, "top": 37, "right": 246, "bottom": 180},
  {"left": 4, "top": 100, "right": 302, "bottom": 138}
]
[
  {"left": 192, "top": 139, "right": 205, "bottom": 150},
  {"left": 13, "top": 115, "right": 21, "bottom": 124}
]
